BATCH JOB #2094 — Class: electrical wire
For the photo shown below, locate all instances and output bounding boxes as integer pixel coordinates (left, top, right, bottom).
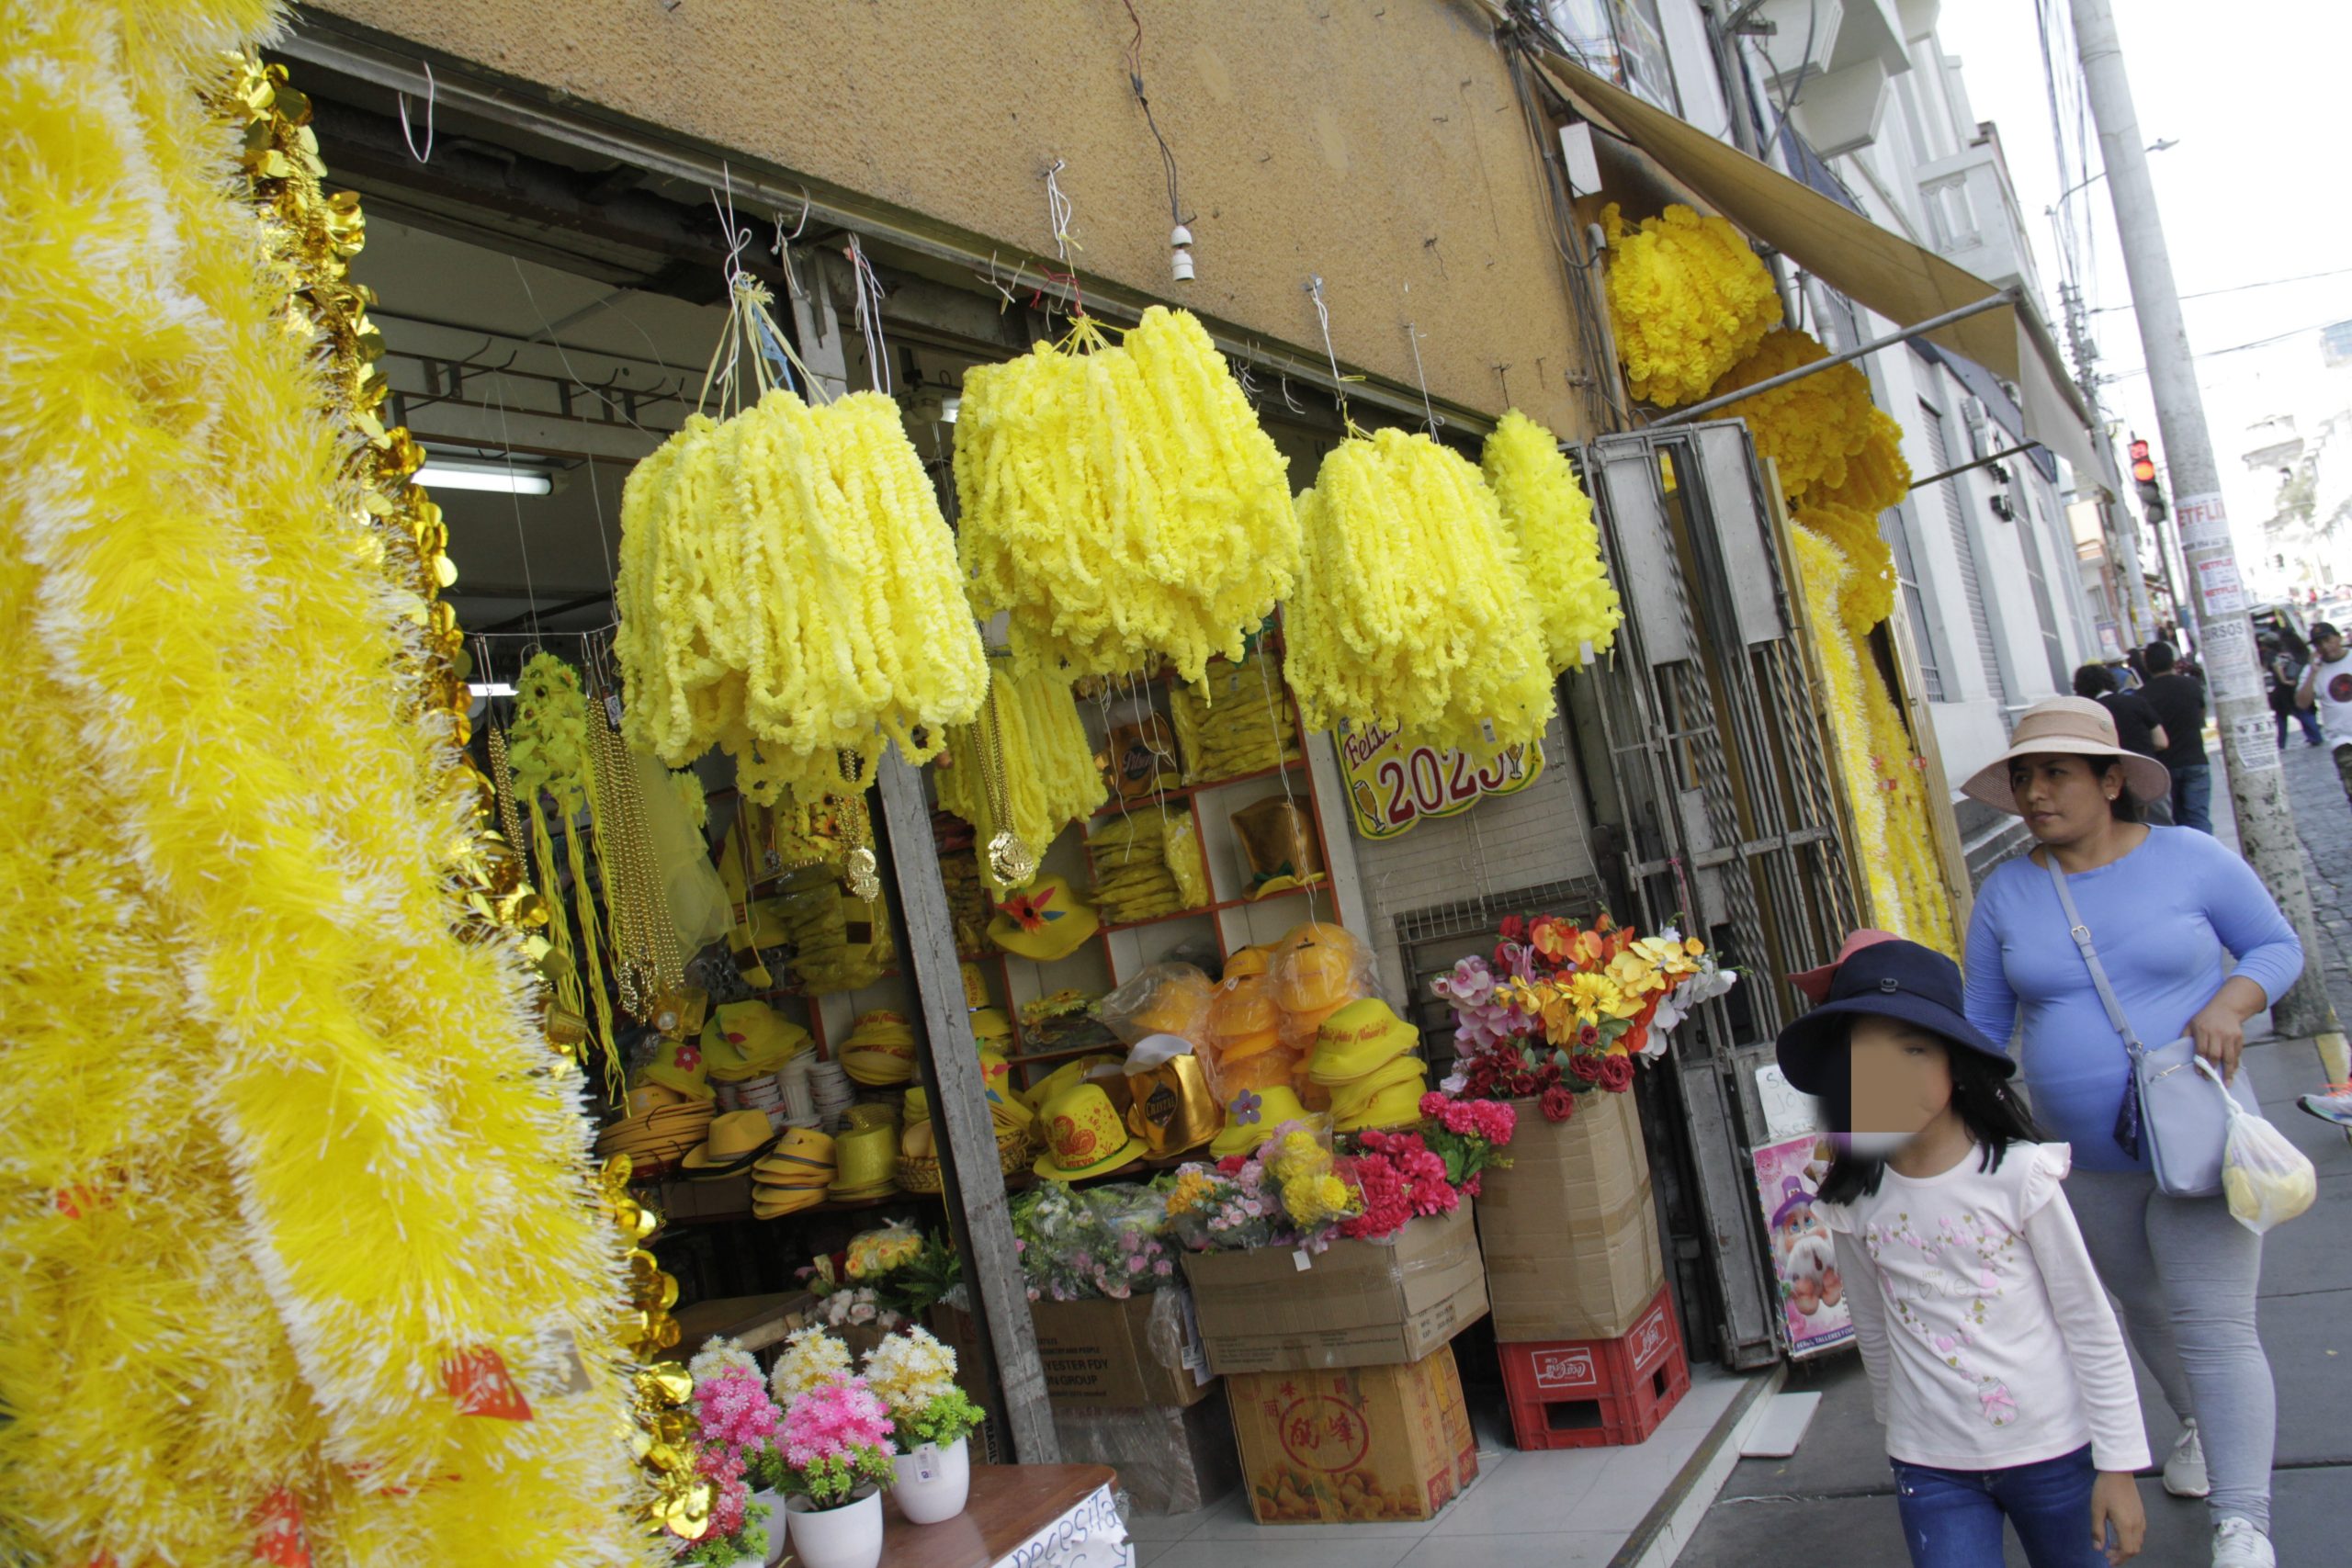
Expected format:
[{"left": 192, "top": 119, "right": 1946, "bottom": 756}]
[
  {"left": 1119, "top": 0, "right": 1189, "bottom": 229},
  {"left": 2100, "top": 316, "right": 2347, "bottom": 382},
  {"left": 2090, "top": 266, "right": 2352, "bottom": 312}
]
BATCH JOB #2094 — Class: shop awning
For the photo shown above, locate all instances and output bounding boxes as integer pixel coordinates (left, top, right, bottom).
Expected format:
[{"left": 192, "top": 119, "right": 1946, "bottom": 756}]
[{"left": 1533, "top": 50, "right": 2110, "bottom": 486}]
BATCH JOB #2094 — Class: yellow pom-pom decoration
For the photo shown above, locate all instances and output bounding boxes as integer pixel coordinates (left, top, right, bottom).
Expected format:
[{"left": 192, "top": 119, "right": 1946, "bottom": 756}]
[
  {"left": 1793, "top": 498, "right": 1896, "bottom": 636},
  {"left": 1480, "top": 409, "right": 1623, "bottom": 671},
  {"left": 615, "top": 388, "right": 986, "bottom": 805},
  {"left": 955, "top": 306, "right": 1297, "bottom": 682},
  {"left": 1601, "top": 203, "right": 1781, "bottom": 408},
  {"left": 1805, "top": 406, "right": 1912, "bottom": 517},
  {"left": 935, "top": 659, "right": 1108, "bottom": 897},
  {"left": 1709, "top": 328, "right": 1877, "bottom": 498},
  {"left": 1287, "top": 427, "right": 1556, "bottom": 754}
]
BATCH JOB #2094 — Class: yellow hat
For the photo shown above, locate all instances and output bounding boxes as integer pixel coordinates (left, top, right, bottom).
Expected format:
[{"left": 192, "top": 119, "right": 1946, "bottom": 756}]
[
  {"left": 627, "top": 1082, "right": 694, "bottom": 1118},
  {"left": 1214, "top": 1042, "right": 1303, "bottom": 1097},
  {"left": 831, "top": 1123, "right": 899, "bottom": 1196},
  {"left": 1125, "top": 1053, "right": 1222, "bottom": 1157},
  {"left": 710, "top": 1000, "right": 811, "bottom": 1078},
  {"left": 1334, "top": 1071, "right": 1430, "bottom": 1133},
  {"left": 640, "top": 1034, "right": 717, "bottom": 1100},
  {"left": 752, "top": 1186, "right": 827, "bottom": 1220},
  {"left": 976, "top": 1052, "right": 1035, "bottom": 1131},
  {"left": 752, "top": 1127, "right": 836, "bottom": 1187},
  {"left": 680, "top": 1110, "right": 782, "bottom": 1176},
  {"left": 960, "top": 962, "right": 991, "bottom": 1011},
  {"left": 970, "top": 1008, "right": 1013, "bottom": 1047},
  {"left": 1309, "top": 998, "right": 1419, "bottom": 1085},
  {"left": 902, "top": 1087, "right": 930, "bottom": 1125},
  {"left": 1208, "top": 975, "right": 1280, "bottom": 1043},
  {"left": 1222, "top": 945, "right": 1272, "bottom": 981},
  {"left": 845, "top": 1102, "right": 900, "bottom": 1131},
  {"left": 696, "top": 1019, "right": 750, "bottom": 1081},
  {"left": 900, "top": 1119, "right": 937, "bottom": 1160},
  {"left": 1127, "top": 969, "right": 1215, "bottom": 1043},
  {"left": 842, "top": 1011, "right": 919, "bottom": 1086},
  {"left": 1032, "top": 1082, "right": 1144, "bottom": 1180},
  {"left": 1208, "top": 1085, "right": 1311, "bottom": 1160},
  {"left": 1330, "top": 1057, "right": 1429, "bottom": 1125},
  {"left": 1023, "top": 1055, "right": 1119, "bottom": 1112},
  {"left": 843, "top": 1010, "right": 916, "bottom": 1048},
  {"left": 988, "top": 874, "right": 1100, "bottom": 964},
  {"left": 1273, "top": 923, "right": 1369, "bottom": 1014}
]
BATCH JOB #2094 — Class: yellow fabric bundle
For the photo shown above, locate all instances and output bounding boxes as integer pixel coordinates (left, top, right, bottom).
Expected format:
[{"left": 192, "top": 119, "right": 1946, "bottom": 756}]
[
  {"left": 935, "top": 659, "right": 1108, "bottom": 897},
  {"left": 1601, "top": 203, "right": 1782, "bottom": 408},
  {"left": 1707, "top": 328, "right": 1879, "bottom": 499},
  {"left": 954, "top": 306, "right": 1298, "bottom": 682},
  {"left": 1170, "top": 654, "right": 1301, "bottom": 782},
  {"left": 1480, "top": 410, "right": 1623, "bottom": 672},
  {"left": 616, "top": 386, "right": 986, "bottom": 805},
  {"left": 0, "top": 9, "right": 639, "bottom": 1562},
  {"left": 1088, "top": 811, "right": 1193, "bottom": 924},
  {"left": 770, "top": 870, "right": 896, "bottom": 994},
  {"left": 1287, "top": 428, "right": 1556, "bottom": 755},
  {"left": 1793, "top": 498, "right": 1896, "bottom": 637}
]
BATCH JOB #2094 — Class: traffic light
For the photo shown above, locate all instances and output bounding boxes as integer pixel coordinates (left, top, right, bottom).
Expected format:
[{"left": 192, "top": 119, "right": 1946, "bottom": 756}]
[{"left": 2128, "top": 436, "right": 2167, "bottom": 519}]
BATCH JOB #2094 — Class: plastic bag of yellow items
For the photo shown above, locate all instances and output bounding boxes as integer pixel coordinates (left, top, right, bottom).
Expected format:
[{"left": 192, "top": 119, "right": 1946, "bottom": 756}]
[
  {"left": 1097, "top": 963, "right": 1215, "bottom": 1046},
  {"left": 1089, "top": 810, "right": 1196, "bottom": 924},
  {"left": 772, "top": 867, "right": 896, "bottom": 994},
  {"left": 845, "top": 1219, "right": 926, "bottom": 1280},
  {"left": 2219, "top": 1087, "right": 2318, "bottom": 1235},
  {"left": 1269, "top": 922, "right": 1375, "bottom": 1054},
  {"left": 1169, "top": 653, "right": 1300, "bottom": 783}
]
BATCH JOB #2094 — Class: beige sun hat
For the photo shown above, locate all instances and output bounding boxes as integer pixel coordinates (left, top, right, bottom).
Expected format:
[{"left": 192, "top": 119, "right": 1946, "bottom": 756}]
[{"left": 1961, "top": 696, "right": 2173, "bottom": 813}]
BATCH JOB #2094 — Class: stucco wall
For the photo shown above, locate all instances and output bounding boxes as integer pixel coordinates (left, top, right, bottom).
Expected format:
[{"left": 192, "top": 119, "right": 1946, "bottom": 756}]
[{"left": 307, "top": 0, "right": 1595, "bottom": 436}]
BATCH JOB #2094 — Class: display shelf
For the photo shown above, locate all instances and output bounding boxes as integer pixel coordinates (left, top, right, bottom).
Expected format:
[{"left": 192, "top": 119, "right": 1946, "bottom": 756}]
[
  {"left": 1089, "top": 757, "right": 1306, "bottom": 818},
  {"left": 1096, "top": 877, "right": 1327, "bottom": 935}
]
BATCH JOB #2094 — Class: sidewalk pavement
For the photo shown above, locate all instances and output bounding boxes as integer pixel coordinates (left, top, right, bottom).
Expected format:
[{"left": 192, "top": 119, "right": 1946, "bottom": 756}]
[{"left": 1679, "top": 740, "right": 2352, "bottom": 1566}]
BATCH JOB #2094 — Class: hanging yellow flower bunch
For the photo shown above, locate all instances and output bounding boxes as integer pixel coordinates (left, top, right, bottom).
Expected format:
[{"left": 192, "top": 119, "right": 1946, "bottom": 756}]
[
  {"left": 1600, "top": 203, "right": 1782, "bottom": 408},
  {"left": 954, "top": 305, "right": 1297, "bottom": 683},
  {"left": 934, "top": 659, "right": 1108, "bottom": 897},
  {"left": 615, "top": 385, "right": 986, "bottom": 806},
  {"left": 1480, "top": 409, "right": 1623, "bottom": 671},
  {"left": 506, "top": 652, "right": 620, "bottom": 1077},
  {"left": 1793, "top": 498, "right": 1896, "bottom": 637},
  {"left": 1709, "top": 327, "right": 1879, "bottom": 498},
  {"left": 1808, "top": 405, "right": 1912, "bottom": 516},
  {"left": 1287, "top": 427, "right": 1555, "bottom": 754},
  {"left": 1862, "top": 660, "right": 1959, "bottom": 954}
]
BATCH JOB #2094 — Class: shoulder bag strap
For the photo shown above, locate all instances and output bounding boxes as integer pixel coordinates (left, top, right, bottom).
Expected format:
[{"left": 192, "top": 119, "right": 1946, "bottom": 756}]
[{"left": 2045, "top": 853, "right": 2145, "bottom": 1055}]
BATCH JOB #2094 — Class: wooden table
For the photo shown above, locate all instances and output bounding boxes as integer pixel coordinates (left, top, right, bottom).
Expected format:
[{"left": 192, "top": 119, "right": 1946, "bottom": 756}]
[{"left": 878, "top": 1464, "right": 1126, "bottom": 1568}]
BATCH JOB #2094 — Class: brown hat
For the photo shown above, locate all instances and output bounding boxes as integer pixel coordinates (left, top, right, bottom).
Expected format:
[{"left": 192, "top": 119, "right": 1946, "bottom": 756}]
[{"left": 1959, "top": 696, "right": 2171, "bottom": 814}]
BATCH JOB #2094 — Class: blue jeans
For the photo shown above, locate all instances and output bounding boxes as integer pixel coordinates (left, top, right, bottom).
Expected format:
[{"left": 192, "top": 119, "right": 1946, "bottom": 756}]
[
  {"left": 2169, "top": 761, "right": 2212, "bottom": 834},
  {"left": 1892, "top": 1445, "right": 2108, "bottom": 1568}
]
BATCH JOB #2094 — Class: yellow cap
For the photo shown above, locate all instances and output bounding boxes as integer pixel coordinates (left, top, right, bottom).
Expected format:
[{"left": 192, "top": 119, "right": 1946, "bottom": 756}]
[
  {"left": 1208, "top": 1085, "right": 1312, "bottom": 1160},
  {"left": 1308, "top": 998, "right": 1419, "bottom": 1084}
]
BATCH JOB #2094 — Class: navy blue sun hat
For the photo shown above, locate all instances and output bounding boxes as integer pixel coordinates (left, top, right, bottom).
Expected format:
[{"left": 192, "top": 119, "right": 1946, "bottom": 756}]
[{"left": 1773, "top": 938, "right": 2013, "bottom": 1096}]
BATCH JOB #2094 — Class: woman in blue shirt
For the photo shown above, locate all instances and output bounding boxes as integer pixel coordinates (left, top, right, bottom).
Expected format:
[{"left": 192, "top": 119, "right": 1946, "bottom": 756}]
[{"left": 1963, "top": 697, "right": 2301, "bottom": 1568}]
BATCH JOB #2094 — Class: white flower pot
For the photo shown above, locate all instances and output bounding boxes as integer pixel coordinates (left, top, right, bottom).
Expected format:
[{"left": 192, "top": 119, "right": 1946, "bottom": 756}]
[
  {"left": 889, "top": 1433, "right": 971, "bottom": 1524},
  {"left": 750, "top": 1489, "right": 787, "bottom": 1568},
  {"left": 785, "top": 1487, "right": 884, "bottom": 1568}
]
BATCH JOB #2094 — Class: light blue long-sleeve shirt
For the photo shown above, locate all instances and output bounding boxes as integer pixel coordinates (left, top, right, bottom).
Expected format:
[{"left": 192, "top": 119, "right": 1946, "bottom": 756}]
[{"left": 1962, "top": 826, "right": 2303, "bottom": 1172}]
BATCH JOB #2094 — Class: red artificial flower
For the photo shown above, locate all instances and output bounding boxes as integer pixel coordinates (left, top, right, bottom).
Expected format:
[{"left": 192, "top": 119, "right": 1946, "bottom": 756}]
[
  {"left": 1498, "top": 915, "right": 1527, "bottom": 944},
  {"left": 1577, "top": 1023, "right": 1600, "bottom": 1048},
  {"left": 1568, "top": 1051, "right": 1603, "bottom": 1083},
  {"left": 1462, "top": 1174, "right": 1484, "bottom": 1199},
  {"left": 1598, "top": 1054, "right": 1635, "bottom": 1092},
  {"left": 1540, "top": 1085, "right": 1577, "bottom": 1122},
  {"left": 1508, "top": 1071, "right": 1538, "bottom": 1099}
]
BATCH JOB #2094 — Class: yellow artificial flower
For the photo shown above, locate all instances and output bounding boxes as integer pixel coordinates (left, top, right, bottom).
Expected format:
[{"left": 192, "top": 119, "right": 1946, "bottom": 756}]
[
  {"left": 1481, "top": 409, "right": 1623, "bottom": 671},
  {"left": 1709, "top": 328, "right": 1878, "bottom": 499},
  {"left": 1600, "top": 203, "right": 1782, "bottom": 408}
]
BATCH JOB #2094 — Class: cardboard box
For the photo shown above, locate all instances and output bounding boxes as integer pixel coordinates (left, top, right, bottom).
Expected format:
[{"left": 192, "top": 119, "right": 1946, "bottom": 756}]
[
  {"left": 1476, "top": 1090, "right": 1666, "bottom": 1342},
  {"left": 1227, "top": 1344, "right": 1478, "bottom": 1524},
  {"left": 1032, "top": 1291, "right": 1216, "bottom": 1409},
  {"left": 1182, "top": 1204, "right": 1488, "bottom": 1374},
  {"left": 655, "top": 1173, "right": 753, "bottom": 1221},
  {"left": 1052, "top": 1387, "right": 1242, "bottom": 1515}
]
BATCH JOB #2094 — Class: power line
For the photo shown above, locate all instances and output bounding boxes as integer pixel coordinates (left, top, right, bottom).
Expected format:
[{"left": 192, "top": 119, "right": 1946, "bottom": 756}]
[
  {"left": 2100, "top": 316, "right": 2346, "bottom": 382},
  {"left": 2089, "top": 265, "right": 2352, "bottom": 313}
]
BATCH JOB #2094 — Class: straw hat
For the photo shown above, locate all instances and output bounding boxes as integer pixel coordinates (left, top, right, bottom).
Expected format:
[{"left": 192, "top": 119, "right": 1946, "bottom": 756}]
[
  {"left": 752, "top": 1126, "right": 837, "bottom": 1188},
  {"left": 752, "top": 1186, "right": 827, "bottom": 1220},
  {"left": 627, "top": 1082, "right": 694, "bottom": 1118},
  {"left": 1209, "top": 1085, "right": 1311, "bottom": 1159},
  {"left": 680, "top": 1110, "right": 781, "bottom": 1177},
  {"left": 1309, "top": 998, "right": 1419, "bottom": 1085},
  {"left": 1959, "top": 695, "right": 2172, "bottom": 812},
  {"left": 987, "top": 874, "right": 1100, "bottom": 963},
  {"left": 1032, "top": 1082, "right": 1144, "bottom": 1180},
  {"left": 639, "top": 1034, "right": 716, "bottom": 1100}
]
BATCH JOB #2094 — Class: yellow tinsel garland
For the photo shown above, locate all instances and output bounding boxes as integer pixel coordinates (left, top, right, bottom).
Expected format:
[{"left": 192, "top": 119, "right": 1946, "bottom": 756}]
[
  {"left": 1600, "top": 203, "right": 1782, "bottom": 408},
  {"left": 954, "top": 306, "right": 1298, "bottom": 682},
  {"left": 1709, "top": 327, "right": 1878, "bottom": 498},
  {"left": 615, "top": 383, "right": 986, "bottom": 807},
  {"left": 1480, "top": 409, "right": 1623, "bottom": 671},
  {"left": 2, "top": 11, "right": 641, "bottom": 1568},
  {"left": 1792, "top": 499, "right": 1896, "bottom": 637},
  {"left": 935, "top": 660, "right": 1108, "bottom": 897},
  {"left": 1287, "top": 427, "right": 1556, "bottom": 754}
]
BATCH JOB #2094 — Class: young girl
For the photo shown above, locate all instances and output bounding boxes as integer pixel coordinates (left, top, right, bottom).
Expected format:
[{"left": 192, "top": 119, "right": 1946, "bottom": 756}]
[{"left": 1777, "top": 932, "right": 2149, "bottom": 1568}]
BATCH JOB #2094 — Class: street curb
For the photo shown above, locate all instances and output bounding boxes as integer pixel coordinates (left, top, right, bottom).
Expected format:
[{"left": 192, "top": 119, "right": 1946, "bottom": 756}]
[{"left": 1607, "top": 1362, "right": 1786, "bottom": 1568}]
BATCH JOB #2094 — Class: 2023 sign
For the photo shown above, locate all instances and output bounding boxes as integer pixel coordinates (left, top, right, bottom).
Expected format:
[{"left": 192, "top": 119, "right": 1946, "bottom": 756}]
[{"left": 1337, "top": 720, "right": 1544, "bottom": 840}]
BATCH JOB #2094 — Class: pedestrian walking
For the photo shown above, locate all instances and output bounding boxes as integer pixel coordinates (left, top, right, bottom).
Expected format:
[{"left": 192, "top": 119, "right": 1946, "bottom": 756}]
[
  {"left": 2265, "top": 632, "right": 2324, "bottom": 749},
  {"left": 1775, "top": 933, "right": 2148, "bottom": 1567},
  {"left": 2141, "top": 641, "right": 2212, "bottom": 833},
  {"left": 1960, "top": 697, "right": 2302, "bottom": 1568},
  {"left": 2075, "top": 663, "right": 2168, "bottom": 759},
  {"left": 2294, "top": 621, "right": 2352, "bottom": 803}
]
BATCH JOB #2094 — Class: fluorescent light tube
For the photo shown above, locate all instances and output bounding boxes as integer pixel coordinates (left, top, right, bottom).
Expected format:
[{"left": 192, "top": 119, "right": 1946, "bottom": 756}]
[{"left": 417, "top": 458, "right": 552, "bottom": 496}]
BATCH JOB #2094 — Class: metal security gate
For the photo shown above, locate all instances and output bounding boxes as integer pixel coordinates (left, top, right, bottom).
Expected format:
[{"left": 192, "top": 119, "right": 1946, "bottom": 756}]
[{"left": 1576, "top": 421, "right": 1860, "bottom": 1371}]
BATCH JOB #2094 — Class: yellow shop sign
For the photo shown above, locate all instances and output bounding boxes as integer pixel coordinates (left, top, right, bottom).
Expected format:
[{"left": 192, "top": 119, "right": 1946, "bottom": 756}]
[{"left": 1336, "top": 720, "right": 1544, "bottom": 840}]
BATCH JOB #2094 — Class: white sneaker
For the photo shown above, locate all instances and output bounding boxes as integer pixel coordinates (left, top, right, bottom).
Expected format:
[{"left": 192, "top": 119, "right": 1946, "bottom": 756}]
[
  {"left": 2212, "top": 1517, "right": 2275, "bottom": 1568},
  {"left": 2165, "top": 1421, "right": 2211, "bottom": 1498}
]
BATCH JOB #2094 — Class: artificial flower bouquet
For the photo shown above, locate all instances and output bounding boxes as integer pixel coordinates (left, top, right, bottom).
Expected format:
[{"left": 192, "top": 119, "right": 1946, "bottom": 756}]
[
  {"left": 768, "top": 1330, "right": 898, "bottom": 1512},
  {"left": 861, "top": 1326, "right": 984, "bottom": 1451},
  {"left": 799, "top": 1224, "right": 965, "bottom": 1328},
  {"left": 1434, "top": 913, "right": 1733, "bottom": 1121},
  {"left": 1163, "top": 1119, "right": 1357, "bottom": 1252},
  {"left": 682, "top": 1338, "right": 783, "bottom": 1564},
  {"left": 1010, "top": 1181, "right": 1178, "bottom": 1301}
]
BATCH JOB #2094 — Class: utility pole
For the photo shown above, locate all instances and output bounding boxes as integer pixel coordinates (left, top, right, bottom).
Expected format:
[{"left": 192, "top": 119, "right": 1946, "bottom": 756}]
[{"left": 2072, "top": 0, "right": 2341, "bottom": 1040}]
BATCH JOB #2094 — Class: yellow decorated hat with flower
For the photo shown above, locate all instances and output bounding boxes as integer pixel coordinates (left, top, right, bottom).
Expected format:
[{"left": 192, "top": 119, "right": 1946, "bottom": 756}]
[
  {"left": 1208, "top": 1084, "right": 1311, "bottom": 1159},
  {"left": 987, "top": 873, "right": 1099, "bottom": 963},
  {"left": 1032, "top": 1081, "right": 1144, "bottom": 1180}
]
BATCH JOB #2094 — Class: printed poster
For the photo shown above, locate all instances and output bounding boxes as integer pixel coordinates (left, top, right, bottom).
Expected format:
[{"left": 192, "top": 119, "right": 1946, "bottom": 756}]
[{"left": 1751, "top": 1133, "right": 1854, "bottom": 1360}]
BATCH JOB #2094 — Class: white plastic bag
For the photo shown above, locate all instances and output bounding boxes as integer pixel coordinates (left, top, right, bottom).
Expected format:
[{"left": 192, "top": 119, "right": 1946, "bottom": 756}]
[{"left": 2207, "top": 1061, "right": 2317, "bottom": 1235}]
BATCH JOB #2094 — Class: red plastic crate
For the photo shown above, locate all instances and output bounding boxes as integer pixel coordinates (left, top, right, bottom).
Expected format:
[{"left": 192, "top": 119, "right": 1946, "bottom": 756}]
[{"left": 1497, "top": 1281, "right": 1690, "bottom": 1450}]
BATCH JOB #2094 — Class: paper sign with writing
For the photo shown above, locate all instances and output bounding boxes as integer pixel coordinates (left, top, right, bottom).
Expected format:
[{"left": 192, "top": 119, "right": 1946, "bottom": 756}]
[{"left": 1337, "top": 719, "right": 1543, "bottom": 840}]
